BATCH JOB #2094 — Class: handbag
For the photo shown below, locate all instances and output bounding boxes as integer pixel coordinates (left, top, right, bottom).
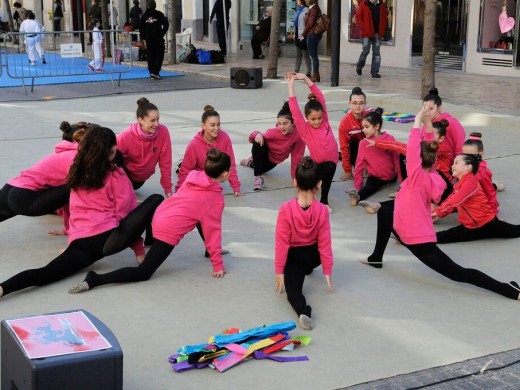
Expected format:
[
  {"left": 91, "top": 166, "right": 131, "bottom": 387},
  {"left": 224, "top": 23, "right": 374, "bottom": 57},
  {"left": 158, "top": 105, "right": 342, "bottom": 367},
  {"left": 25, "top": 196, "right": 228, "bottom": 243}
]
[{"left": 311, "top": 14, "right": 330, "bottom": 35}]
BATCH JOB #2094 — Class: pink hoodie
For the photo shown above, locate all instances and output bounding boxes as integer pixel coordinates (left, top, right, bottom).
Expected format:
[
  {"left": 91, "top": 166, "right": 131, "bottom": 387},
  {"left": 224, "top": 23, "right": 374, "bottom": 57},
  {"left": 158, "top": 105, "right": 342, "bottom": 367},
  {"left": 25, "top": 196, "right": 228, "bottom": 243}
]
[
  {"left": 153, "top": 170, "right": 225, "bottom": 272},
  {"left": 116, "top": 122, "right": 173, "bottom": 194},
  {"left": 68, "top": 166, "right": 137, "bottom": 243},
  {"left": 275, "top": 198, "right": 333, "bottom": 275},
  {"left": 393, "top": 128, "right": 447, "bottom": 244},
  {"left": 289, "top": 84, "right": 339, "bottom": 164},
  {"left": 8, "top": 141, "right": 78, "bottom": 190},
  {"left": 421, "top": 112, "right": 465, "bottom": 162},
  {"left": 354, "top": 132, "right": 401, "bottom": 190},
  {"left": 176, "top": 129, "right": 240, "bottom": 193},
  {"left": 248, "top": 127, "right": 305, "bottom": 178}
]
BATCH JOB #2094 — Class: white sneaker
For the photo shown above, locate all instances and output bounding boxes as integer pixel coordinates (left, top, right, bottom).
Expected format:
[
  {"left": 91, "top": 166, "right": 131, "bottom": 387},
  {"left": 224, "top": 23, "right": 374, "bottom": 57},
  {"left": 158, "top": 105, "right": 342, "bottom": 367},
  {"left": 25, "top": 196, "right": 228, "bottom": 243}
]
[
  {"left": 240, "top": 156, "right": 253, "bottom": 168},
  {"left": 495, "top": 182, "right": 506, "bottom": 192},
  {"left": 299, "top": 314, "right": 314, "bottom": 330},
  {"left": 252, "top": 176, "right": 264, "bottom": 191}
]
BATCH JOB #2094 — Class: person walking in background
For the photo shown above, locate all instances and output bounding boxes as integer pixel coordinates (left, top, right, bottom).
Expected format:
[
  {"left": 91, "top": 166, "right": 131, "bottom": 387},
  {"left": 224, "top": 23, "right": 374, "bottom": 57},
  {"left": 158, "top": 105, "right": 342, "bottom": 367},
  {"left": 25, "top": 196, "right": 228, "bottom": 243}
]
[
  {"left": 88, "top": 18, "right": 104, "bottom": 72},
  {"left": 355, "top": 0, "right": 388, "bottom": 78},
  {"left": 53, "top": 0, "right": 63, "bottom": 37},
  {"left": 19, "top": 11, "right": 46, "bottom": 66},
  {"left": 13, "top": 2, "right": 27, "bottom": 31},
  {"left": 129, "top": 0, "right": 143, "bottom": 40},
  {"left": 251, "top": 6, "right": 272, "bottom": 59},
  {"left": 209, "top": 0, "right": 231, "bottom": 56},
  {"left": 140, "top": 0, "right": 169, "bottom": 80},
  {"left": 87, "top": 0, "right": 101, "bottom": 45},
  {"left": 293, "top": 0, "right": 311, "bottom": 77},
  {"left": 302, "top": 0, "right": 323, "bottom": 82},
  {"left": 274, "top": 157, "right": 334, "bottom": 330}
]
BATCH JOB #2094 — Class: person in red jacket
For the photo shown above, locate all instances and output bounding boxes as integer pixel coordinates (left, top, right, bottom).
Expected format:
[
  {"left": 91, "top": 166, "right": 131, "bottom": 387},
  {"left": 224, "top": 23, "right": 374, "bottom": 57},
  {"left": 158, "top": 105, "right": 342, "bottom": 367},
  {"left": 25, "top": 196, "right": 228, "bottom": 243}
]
[
  {"left": 433, "top": 153, "right": 520, "bottom": 243},
  {"left": 274, "top": 156, "right": 334, "bottom": 330},
  {"left": 360, "top": 108, "right": 520, "bottom": 301},
  {"left": 355, "top": 0, "right": 388, "bottom": 78},
  {"left": 68, "top": 149, "right": 232, "bottom": 294},
  {"left": 240, "top": 102, "right": 305, "bottom": 191},
  {"left": 338, "top": 87, "right": 369, "bottom": 180}
]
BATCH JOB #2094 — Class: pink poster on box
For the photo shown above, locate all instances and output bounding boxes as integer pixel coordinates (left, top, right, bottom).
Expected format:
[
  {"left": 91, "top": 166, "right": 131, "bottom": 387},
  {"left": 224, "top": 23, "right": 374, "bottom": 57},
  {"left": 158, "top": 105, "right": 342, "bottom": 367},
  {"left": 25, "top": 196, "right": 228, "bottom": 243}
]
[{"left": 6, "top": 311, "right": 112, "bottom": 359}]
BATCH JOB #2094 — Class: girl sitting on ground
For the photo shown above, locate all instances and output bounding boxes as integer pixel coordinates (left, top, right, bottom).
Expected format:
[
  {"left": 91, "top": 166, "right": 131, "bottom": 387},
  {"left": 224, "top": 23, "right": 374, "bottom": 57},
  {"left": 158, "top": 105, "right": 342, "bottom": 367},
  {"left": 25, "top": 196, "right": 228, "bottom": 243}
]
[
  {"left": 274, "top": 156, "right": 334, "bottom": 331},
  {"left": 240, "top": 101, "right": 305, "bottom": 191},
  {"left": 69, "top": 149, "right": 231, "bottom": 294},
  {"left": 287, "top": 72, "right": 338, "bottom": 213}
]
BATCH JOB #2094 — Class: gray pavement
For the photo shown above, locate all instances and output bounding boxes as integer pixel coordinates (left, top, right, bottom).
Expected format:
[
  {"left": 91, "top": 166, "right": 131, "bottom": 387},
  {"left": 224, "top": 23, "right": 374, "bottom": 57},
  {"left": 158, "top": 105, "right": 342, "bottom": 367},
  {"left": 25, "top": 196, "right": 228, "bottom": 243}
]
[{"left": 1, "top": 52, "right": 520, "bottom": 389}]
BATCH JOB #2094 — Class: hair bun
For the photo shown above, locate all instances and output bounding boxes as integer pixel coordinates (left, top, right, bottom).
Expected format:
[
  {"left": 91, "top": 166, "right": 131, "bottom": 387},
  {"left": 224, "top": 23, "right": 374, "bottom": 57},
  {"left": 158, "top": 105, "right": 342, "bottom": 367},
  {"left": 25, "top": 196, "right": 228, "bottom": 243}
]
[
  {"left": 469, "top": 132, "right": 482, "bottom": 140},
  {"left": 206, "top": 148, "right": 221, "bottom": 162},
  {"left": 307, "top": 93, "right": 317, "bottom": 101},
  {"left": 281, "top": 101, "right": 290, "bottom": 111},
  {"left": 428, "top": 140, "right": 439, "bottom": 153},
  {"left": 352, "top": 87, "right": 363, "bottom": 94},
  {"left": 439, "top": 119, "right": 449, "bottom": 127},
  {"left": 204, "top": 105, "right": 215, "bottom": 112},
  {"left": 374, "top": 107, "right": 384, "bottom": 115},
  {"left": 429, "top": 88, "right": 439, "bottom": 96},
  {"left": 137, "top": 97, "right": 149, "bottom": 106},
  {"left": 60, "top": 121, "right": 71, "bottom": 132}
]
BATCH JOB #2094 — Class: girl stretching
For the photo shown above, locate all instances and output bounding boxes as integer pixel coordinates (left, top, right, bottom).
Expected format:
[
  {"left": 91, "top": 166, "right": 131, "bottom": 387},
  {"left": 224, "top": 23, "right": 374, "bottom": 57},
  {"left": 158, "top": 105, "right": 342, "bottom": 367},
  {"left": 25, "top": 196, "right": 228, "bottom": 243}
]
[
  {"left": 338, "top": 87, "right": 369, "bottom": 181},
  {"left": 240, "top": 102, "right": 305, "bottom": 191},
  {"left": 274, "top": 156, "right": 334, "bottom": 330},
  {"left": 287, "top": 72, "right": 338, "bottom": 213},
  {"left": 0, "top": 122, "right": 88, "bottom": 225},
  {"left": 115, "top": 97, "right": 173, "bottom": 197},
  {"left": 433, "top": 153, "right": 520, "bottom": 243},
  {"left": 69, "top": 149, "right": 231, "bottom": 294},
  {"left": 0, "top": 126, "right": 163, "bottom": 299},
  {"left": 361, "top": 107, "right": 520, "bottom": 300},
  {"left": 349, "top": 108, "right": 400, "bottom": 209}
]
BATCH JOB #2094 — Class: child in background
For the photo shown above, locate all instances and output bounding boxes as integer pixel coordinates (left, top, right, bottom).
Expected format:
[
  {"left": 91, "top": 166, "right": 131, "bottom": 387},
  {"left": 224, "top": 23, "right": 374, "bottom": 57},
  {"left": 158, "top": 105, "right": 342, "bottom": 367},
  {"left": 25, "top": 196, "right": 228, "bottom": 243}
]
[
  {"left": 115, "top": 97, "right": 173, "bottom": 197},
  {"left": 349, "top": 108, "right": 400, "bottom": 210},
  {"left": 69, "top": 149, "right": 231, "bottom": 294},
  {"left": 338, "top": 87, "right": 369, "bottom": 181},
  {"left": 287, "top": 72, "right": 338, "bottom": 213},
  {"left": 274, "top": 156, "right": 334, "bottom": 330},
  {"left": 0, "top": 126, "right": 164, "bottom": 299},
  {"left": 88, "top": 18, "right": 104, "bottom": 72},
  {"left": 19, "top": 11, "right": 46, "bottom": 66},
  {"left": 462, "top": 132, "right": 504, "bottom": 214},
  {"left": 433, "top": 153, "right": 519, "bottom": 243},
  {"left": 361, "top": 107, "right": 520, "bottom": 301},
  {"left": 240, "top": 102, "right": 305, "bottom": 191},
  {"left": 177, "top": 105, "right": 242, "bottom": 196}
]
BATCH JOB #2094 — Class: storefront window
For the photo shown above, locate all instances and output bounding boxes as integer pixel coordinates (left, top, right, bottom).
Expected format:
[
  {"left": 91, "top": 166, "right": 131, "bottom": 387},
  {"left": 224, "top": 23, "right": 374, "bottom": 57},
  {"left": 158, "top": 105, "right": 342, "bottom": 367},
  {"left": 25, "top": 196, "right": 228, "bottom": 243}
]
[
  {"left": 478, "top": 0, "right": 517, "bottom": 52},
  {"left": 348, "top": 0, "right": 396, "bottom": 45}
]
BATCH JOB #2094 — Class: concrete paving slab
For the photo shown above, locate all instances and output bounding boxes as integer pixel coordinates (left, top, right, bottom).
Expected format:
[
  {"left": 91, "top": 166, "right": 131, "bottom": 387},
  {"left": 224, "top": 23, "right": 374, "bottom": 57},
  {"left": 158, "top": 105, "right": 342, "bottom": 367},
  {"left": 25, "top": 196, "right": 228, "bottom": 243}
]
[{"left": 0, "top": 77, "right": 519, "bottom": 390}]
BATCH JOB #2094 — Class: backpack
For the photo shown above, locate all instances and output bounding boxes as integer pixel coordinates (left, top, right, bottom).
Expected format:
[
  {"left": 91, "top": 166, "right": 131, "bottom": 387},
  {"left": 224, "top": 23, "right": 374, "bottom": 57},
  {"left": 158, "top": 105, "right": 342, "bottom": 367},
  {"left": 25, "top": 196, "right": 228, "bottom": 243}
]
[
  {"left": 311, "top": 13, "right": 330, "bottom": 35},
  {"left": 196, "top": 49, "right": 212, "bottom": 65}
]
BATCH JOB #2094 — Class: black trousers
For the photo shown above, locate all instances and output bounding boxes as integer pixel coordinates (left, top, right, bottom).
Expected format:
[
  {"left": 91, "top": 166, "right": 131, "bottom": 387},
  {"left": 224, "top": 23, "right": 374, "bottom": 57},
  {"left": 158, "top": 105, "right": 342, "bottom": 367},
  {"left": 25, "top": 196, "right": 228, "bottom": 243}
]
[
  {"left": 0, "top": 184, "right": 70, "bottom": 223},
  {"left": 0, "top": 194, "right": 163, "bottom": 296},
  {"left": 284, "top": 244, "right": 322, "bottom": 317},
  {"left": 437, "top": 217, "right": 520, "bottom": 244},
  {"left": 146, "top": 39, "right": 165, "bottom": 75},
  {"left": 216, "top": 20, "right": 228, "bottom": 55},
  {"left": 251, "top": 140, "right": 277, "bottom": 177},
  {"left": 367, "top": 200, "right": 519, "bottom": 299},
  {"left": 317, "top": 161, "right": 337, "bottom": 205},
  {"left": 358, "top": 175, "right": 397, "bottom": 201}
]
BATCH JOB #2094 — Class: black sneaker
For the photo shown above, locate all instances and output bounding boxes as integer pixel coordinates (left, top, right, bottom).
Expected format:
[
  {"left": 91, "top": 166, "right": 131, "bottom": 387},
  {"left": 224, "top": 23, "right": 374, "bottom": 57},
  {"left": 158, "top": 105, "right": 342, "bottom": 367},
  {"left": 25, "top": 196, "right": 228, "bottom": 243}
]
[
  {"left": 356, "top": 69, "right": 362, "bottom": 76},
  {"left": 150, "top": 74, "right": 162, "bottom": 80},
  {"left": 42, "top": 58, "right": 46, "bottom": 64},
  {"left": 371, "top": 73, "right": 381, "bottom": 78}
]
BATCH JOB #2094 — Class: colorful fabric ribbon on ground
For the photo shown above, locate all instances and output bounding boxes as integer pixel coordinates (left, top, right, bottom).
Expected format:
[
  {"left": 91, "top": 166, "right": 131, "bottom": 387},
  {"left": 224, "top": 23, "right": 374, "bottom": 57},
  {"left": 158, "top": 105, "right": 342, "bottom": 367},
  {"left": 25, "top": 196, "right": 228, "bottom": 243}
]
[
  {"left": 169, "top": 321, "right": 311, "bottom": 373},
  {"left": 342, "top": 108, "right": 416, "bottom": 123}
]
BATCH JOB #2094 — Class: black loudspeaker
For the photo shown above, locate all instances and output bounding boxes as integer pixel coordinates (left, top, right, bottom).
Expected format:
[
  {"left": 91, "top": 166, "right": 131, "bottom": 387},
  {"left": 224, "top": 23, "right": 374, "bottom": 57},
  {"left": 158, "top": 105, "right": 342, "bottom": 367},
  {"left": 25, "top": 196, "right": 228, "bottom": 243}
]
[{"left": 230, "top": 67, "right": 263, "bottom": 89}]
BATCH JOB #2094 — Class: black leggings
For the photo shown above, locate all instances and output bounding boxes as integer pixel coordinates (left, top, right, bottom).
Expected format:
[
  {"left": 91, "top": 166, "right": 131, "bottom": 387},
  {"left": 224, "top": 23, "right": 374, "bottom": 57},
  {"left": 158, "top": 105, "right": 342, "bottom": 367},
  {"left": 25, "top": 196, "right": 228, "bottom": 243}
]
[
  {"left": 85, "top": 239, "right": 175, "bottom": 289},
  {"left": 368, "top": 201, "right": 519, "bottom": 299},
  {"left": 438, "top": 170, "right": 453, "bottom": 204},
  {"left": 359, "top": 176, "right": 397, "bottom": 201},
  {"left": 0, "top": 194, "right": 163, "bottom": 296},
  {"left": 113, "top": 150, "right": 145, "bottom": 190},
  {"left": 251, "top": 140, "right": 277, "bottom": 177},
  {"left": 0, "top": 184, "right": 70, "bottom": 223},
  {"left": 284, "top": 244, "right": 322, "bottom": 317},
  {"left": 437, "top": 217, "right": 520, "bottom": 244},
  {"left": 317, "top": 161, "right": 337, "bottom": 205}
]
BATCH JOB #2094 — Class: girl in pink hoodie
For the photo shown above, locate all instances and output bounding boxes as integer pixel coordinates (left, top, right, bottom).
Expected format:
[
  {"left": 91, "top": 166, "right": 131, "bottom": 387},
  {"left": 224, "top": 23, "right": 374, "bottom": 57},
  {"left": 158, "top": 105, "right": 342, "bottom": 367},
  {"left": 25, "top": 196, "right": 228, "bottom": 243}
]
[
  {"left": 0, "top": 121, "right": 88, "bottom": 225},
  {"left": 361, "top": 107, "right": 520, "bottom": 300},
  {"left": 275, "top": 156, "right": 334, "bottom": 330},
  {"left": 69, "top": 149, "right": 231, "bottom": 294},
  {"left": 349, "top": 108, "right": 400, "bottom": 208},
  {"left": 240, "top": 101, "right": 305, "bottom": 191},
  {"left": 116, "top": 97, "right": 173, "bottom": 197},
  {"left": 287, "top": 72, "right": 338, "bottom": 213},
  {"left": 0, "top": 126, "right": 163, "bottom": 299}
]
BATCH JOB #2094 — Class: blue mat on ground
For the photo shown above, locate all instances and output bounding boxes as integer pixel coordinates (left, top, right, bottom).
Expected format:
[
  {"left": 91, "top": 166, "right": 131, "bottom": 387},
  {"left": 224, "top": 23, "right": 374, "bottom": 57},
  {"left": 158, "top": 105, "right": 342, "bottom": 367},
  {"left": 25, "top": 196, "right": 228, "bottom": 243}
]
[{"left": 0, "top": 52, "right": 183, "bottom": 87}]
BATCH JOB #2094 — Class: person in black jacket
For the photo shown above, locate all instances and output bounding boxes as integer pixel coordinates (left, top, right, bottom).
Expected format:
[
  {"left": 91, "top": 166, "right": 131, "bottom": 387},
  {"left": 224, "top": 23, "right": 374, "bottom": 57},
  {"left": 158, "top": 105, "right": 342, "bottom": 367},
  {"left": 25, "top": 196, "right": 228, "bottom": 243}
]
[
  {"left": 140, "top": 0, "right": 169, "bottom": 79},
  {"left": 251, "top": 6, "right": 272, "bottom": 59},
  {"left": 209, "top": 0, "right": 231, "bottom": 56}
]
